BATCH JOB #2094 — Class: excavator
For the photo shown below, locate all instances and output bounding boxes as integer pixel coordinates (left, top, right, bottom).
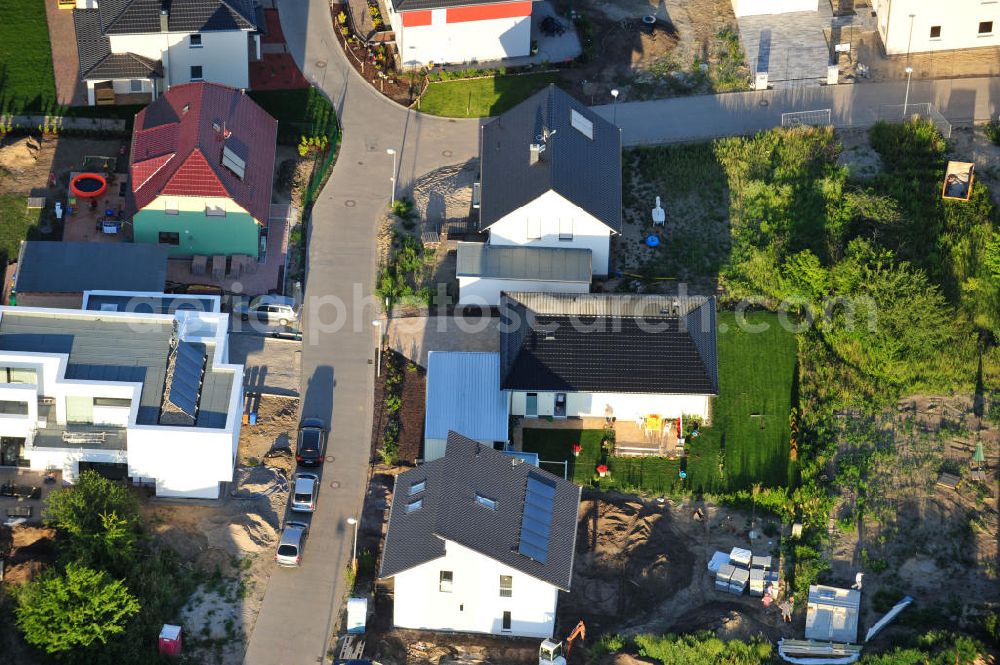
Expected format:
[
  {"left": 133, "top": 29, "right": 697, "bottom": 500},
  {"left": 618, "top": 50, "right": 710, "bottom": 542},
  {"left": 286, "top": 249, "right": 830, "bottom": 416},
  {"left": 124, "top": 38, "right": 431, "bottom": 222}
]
[{"left": 539, "top": 621, "right": 586, "bottom": 665}]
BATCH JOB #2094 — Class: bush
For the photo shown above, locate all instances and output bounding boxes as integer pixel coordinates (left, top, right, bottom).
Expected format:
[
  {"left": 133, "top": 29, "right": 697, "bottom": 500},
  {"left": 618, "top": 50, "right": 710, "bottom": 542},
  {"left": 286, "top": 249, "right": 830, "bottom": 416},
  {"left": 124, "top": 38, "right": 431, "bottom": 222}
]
[
  {"left": 984, "top": 120, "right": 1000, "bottom": 146},
  {"left": 15, "top": 563, "right": 140, "bottom": 658}
]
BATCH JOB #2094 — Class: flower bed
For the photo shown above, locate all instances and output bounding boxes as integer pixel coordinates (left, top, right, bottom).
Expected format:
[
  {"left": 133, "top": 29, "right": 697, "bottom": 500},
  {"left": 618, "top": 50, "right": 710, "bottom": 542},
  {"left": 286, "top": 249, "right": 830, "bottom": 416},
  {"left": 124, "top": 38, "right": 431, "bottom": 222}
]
[{"left": 332, "top": 4, "right": 422, "bottom": 106}]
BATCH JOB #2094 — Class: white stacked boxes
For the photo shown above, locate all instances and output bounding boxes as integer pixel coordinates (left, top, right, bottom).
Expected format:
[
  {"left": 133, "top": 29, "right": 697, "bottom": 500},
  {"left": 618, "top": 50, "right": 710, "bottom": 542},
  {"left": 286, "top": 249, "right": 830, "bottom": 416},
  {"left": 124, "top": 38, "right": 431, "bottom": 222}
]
[
  {"left": 729, "top": 567, "right": 750, "bottom": 594},
  {"left": 716, "top": 564, "right": 736, "bottom": 592},
  {"left": 730, "top": 547, "right": 752, "bottom": 568},
  {"left": 749, "top": 568, "right": 766, "bottom": 596}
]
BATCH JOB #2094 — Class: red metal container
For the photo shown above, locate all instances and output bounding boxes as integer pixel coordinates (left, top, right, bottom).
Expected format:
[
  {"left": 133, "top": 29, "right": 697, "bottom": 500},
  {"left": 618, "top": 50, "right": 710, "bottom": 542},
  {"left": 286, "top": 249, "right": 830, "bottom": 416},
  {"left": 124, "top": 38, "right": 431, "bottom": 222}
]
[{"left": 158, "top": 624, "right": 182, "bottom": 657}]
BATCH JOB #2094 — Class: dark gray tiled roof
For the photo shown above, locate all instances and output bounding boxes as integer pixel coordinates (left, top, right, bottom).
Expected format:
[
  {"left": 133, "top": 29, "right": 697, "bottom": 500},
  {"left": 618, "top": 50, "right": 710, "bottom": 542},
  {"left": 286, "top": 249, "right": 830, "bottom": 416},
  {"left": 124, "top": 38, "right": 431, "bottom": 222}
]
[
  {"left": 480, "top": 85, "right": 622, "bottom": 233},
  {"left": 15, "top": 242, "right": 168, "bottom": 294},
  {"left": 85, "top": 53, "right": 163, "bottom": 80},
  {"left": 456, "top": 242, "right": 592, "bottom": 282},
  {"left": 380, "top": 432, "right": 580, "bottom": 590},
  {"left": 499, "top": 293, "right": 719, "bottom": 395},
  {"left": 97, "top": 0, "right": 256, "bottom": 35},
  {"left": 390, "top": 0, "right": 525, "bottom": 11},
  {"left": 74, "top": 10, "right": 112, "bottom": 74}
]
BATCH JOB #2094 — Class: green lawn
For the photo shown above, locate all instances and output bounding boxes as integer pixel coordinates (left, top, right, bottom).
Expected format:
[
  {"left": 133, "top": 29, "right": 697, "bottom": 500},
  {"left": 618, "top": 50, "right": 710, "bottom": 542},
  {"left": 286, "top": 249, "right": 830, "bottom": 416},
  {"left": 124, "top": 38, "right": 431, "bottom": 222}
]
[
  {"left": 249, "top": 88, "right": 339, "bottom": 145},
  {"left": 523, "top": 311, "right": 799, "bottom": 495},
  {"left": 417, "top": 73, "right": 560, "bottom": 118},
  {"left": 0, "top": 195, "right": 46, "bottom": 269},
  {"left": 0, "top": 0, "right": 57, "bottom": 113}
]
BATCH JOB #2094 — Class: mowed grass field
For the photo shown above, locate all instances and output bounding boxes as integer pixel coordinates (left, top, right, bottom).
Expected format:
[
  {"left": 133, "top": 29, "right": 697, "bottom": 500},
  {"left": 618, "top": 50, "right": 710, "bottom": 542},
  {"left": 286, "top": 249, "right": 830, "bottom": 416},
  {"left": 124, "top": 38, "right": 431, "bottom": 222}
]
[
  {"left": 0, "top": 0, "right": 57, "bottom": 113},
  {"left": 523, "top": 311, "right": 799, "bottom": 494},
  {"left": 417, "top": 73, "right": 559, "bottom": 118},
  {"left": 0, "top": 195, "right": 46, "bottom": 269}
]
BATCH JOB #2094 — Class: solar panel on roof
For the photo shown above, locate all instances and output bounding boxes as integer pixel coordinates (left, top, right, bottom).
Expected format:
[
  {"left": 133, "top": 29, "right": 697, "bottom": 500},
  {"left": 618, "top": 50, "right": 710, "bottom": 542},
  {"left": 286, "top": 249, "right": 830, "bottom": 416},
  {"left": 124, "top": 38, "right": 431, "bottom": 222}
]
[
  {"left": 221, "top": 145, "right": 246, "bottom": 180},
  {"left": 169, "top": 342, "right": 206, "bottom": 417},
  {"left": 518, "top": 473, "right": 556, "bottom": 563}
]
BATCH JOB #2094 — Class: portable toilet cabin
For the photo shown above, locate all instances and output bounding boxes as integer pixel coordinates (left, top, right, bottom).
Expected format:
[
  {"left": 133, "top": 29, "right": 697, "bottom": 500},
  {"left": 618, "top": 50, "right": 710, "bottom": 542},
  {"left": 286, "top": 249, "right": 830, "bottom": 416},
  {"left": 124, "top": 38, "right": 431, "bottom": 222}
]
[{"left": 158, "top": 624, "right": 182, "bottom": 657}]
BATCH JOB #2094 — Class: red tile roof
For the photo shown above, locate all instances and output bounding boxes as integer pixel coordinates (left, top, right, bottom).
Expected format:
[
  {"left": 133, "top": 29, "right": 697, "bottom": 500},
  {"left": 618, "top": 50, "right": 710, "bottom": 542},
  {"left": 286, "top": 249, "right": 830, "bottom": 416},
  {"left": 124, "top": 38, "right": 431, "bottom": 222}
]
[{"left": 129, "top": 82, "right": 277, "bottom": 225}]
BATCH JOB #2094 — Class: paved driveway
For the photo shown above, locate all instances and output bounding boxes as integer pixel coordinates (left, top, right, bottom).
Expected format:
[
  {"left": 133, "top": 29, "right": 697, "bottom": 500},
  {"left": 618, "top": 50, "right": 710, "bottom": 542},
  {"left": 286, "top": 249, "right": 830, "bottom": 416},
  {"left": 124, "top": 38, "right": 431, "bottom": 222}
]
[
  {"left": 738, "top": 9, "right": 832, "bottom": 85},
  {"left": 242, "top": 2, "right": 479, "bottom": 663},
  {"left": 385, "top": 316, "right": 499, "bottom": 367}
]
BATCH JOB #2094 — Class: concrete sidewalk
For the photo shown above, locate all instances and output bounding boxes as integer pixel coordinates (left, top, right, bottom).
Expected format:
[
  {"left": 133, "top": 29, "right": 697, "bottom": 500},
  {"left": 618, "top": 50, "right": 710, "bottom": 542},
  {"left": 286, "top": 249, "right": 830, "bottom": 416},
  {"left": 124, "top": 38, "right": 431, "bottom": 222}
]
[{"left": 594, "top": 76, "right": 1000, "bottom": 146}]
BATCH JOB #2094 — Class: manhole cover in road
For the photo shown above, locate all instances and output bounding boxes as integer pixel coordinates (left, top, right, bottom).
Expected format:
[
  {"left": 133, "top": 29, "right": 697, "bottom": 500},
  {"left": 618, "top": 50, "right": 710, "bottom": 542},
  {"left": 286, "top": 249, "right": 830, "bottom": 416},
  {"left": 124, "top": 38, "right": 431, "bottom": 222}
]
[
  {"left": 326, "top": 455, "right": 336, "bottom": 463},
  {"left": 315, "top": 60, "right": 327, "bottom": 68},
  {"left": 344, "top": 199, "right": 356, "bottom": 207},
  {"left": 442, "top": 150, "right": 453, "bottom": 158},
  {"left": 329, "top": 481, "right": 341, "bottom": 489},
  {"left": 759, "top": 99, "right": 769, "bottom": 107}
]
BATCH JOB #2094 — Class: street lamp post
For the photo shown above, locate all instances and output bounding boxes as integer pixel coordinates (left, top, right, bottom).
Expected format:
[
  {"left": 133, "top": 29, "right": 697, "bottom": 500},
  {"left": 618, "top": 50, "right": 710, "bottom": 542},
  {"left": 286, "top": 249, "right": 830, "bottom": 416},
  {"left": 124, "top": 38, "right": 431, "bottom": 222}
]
[
  {"left": 372, "top": 320, "right": 382, "bottom": 377},
  {"left": 346, "top": 517, "right": 359, "bottom": 572},
  {"left": 386, "top": 148, "right": 397, "bottom": 207},
  {"left": 902, "top": 66, "right": 913, "bottom": 119},
  {"left": 610, "top": 89, "right": 619, "bottom": 126}
]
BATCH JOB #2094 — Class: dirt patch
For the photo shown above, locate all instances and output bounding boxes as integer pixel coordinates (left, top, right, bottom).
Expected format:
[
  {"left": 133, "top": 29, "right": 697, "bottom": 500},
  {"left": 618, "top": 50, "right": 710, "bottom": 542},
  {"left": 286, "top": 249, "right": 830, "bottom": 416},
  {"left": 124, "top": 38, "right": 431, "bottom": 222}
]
[
  {"left": 410, "top": 161, "right": 477, "bottom": 233},
  {"left": 0, "top": 134, "right": 126, "bottom": 198},
  {"left": 0, "top": 525, "right": 56, "bottom": 586},
  {"left": 372, "top": 630, "right": 538, "bottom": 665},
  {"left": 371, "top": 350, "right": 425, "bottom": 464},
  {"left": 837, "top": 128, "right": 883, "bottom": 179}
]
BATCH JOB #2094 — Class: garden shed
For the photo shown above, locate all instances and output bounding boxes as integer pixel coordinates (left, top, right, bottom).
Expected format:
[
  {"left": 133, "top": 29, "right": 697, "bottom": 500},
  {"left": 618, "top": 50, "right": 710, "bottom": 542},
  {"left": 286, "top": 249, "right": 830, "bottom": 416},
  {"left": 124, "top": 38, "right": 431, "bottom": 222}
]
[{"left": 805, "top": 585, "right": 861, "bottom": 643}]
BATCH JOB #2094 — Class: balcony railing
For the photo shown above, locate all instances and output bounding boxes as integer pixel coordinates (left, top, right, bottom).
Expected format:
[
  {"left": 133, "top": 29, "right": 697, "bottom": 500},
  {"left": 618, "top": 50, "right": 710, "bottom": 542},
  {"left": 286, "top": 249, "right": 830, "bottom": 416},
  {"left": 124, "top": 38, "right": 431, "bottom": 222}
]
[{"left": 30, "top": 424, "right": 128, "bottom": 451}]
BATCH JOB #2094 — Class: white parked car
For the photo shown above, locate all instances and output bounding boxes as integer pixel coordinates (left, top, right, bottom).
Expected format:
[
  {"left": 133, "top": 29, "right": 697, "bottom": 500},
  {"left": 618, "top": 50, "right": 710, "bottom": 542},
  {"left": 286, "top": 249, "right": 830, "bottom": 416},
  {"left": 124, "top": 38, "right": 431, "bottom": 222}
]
[{"left": 234, "top": 295, "right": 299, "bottom": 326}]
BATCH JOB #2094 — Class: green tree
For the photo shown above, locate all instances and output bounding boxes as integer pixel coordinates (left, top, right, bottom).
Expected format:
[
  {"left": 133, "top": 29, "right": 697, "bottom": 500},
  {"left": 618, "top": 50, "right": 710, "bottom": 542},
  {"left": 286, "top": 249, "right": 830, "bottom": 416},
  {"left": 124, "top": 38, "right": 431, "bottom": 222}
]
[
  {"left": 44, "top": 470, "right": 140, "bottom": 574},
  {"left": 15, "top": 563, "right": 140, "bottom": 657}
]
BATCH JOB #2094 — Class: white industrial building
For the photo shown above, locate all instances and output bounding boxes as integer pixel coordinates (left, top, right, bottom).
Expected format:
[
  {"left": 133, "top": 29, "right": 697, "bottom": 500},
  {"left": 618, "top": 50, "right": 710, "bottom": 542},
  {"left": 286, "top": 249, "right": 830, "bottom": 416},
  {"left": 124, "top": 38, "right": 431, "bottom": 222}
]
[
  {"left": 0, "top": 292, "right": 243, "bottom": 499},
  {"left": 73, "top": 0, "right": 258, "bottom": 105},
  {"left": 872, "top": 0, "right": 999, "bottom": 55},
  {"left": 379, "top": 432, "right": 580, "bottom": 638},
  {"left": 423, "top": 352, "right": 509, "bottom": 461}
]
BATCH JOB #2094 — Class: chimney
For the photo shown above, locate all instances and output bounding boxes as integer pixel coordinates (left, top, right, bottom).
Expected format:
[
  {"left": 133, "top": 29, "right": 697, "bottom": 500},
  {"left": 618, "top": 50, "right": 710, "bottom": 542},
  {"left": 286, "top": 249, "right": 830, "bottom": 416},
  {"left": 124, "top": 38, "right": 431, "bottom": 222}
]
[
  {"left": 529, "top": 142, "right": 545, "bottom": 166},
  {"left": 159, "top": 6, "right": 169, "bottom": 32}
]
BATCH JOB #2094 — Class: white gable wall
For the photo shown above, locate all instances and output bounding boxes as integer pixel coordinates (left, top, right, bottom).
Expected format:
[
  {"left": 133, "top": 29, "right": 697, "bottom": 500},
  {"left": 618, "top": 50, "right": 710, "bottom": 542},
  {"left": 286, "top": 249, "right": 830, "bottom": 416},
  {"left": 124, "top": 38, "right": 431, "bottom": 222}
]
[
  {"left": 874, "top": 0, "right": 1000, "bottom": 54},
  {"left": 510, "top": 390, "right": 711, "bottom": 421},
  {"left": 108, "top": 29, "right": 251, "bottom": 89},
  {"left": 486, "top": 191, "right": 613, "bottom": 276},
  {"left": 392, "top": 539, "right": 559, "bottom": 638}
]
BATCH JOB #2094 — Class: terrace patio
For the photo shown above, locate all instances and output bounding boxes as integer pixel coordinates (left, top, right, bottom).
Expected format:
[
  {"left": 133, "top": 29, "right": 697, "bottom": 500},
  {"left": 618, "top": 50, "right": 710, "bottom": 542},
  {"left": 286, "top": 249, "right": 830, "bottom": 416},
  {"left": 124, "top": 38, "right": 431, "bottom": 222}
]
[{"left": 513, "top": 415, "right": 685, "bottom": 458}]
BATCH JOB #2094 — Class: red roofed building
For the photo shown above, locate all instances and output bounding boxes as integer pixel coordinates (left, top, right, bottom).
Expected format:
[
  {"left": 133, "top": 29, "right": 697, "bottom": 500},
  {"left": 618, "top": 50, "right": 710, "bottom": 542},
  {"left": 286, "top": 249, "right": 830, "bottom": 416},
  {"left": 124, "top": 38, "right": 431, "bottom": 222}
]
[{"left": 129, "top": 82, "right": 277, "bottom": 259}]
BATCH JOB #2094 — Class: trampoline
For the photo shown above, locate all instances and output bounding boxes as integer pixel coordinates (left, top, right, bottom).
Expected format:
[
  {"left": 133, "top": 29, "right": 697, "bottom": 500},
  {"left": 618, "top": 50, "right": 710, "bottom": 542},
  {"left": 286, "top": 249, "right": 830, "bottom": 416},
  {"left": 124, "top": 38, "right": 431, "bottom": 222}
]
[{"left": 70, "top": 173, "right": 107, "bottom": 199}]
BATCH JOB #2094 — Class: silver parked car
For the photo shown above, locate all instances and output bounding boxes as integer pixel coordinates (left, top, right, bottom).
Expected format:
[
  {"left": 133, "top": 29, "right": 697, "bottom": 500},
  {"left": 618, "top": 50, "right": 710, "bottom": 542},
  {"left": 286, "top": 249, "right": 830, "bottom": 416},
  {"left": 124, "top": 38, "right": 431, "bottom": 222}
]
[
  {"left": 275, "top": 521, "right": 308, "bottom": 567},
  {"left": 235, "top": 295, "right": 300, "bottom": 326},
  {"left": 290, "top": 472, "right": 319, "bottom": 512}
]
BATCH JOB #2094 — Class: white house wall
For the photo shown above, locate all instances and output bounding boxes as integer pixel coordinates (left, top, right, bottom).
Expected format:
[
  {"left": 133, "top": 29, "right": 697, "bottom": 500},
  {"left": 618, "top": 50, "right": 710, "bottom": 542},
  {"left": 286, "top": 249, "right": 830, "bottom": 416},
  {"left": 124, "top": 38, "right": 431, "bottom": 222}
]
[
  {"left": 128, "top": 426, "right": 234, "bottom": 499},
  {"left": 510, "top": 390, "right": 712, "bottom": 421},
  {"left": 731, "top": 0, "right": 816, "bottom": 17},
  {"left": 26, "top": 446, "right": 128, "bottom": 482},
  {"left": 392, "top": 540, "right": 559, "bottom": 638},
  {"left": 457, "top": 276, "right": 589, "bottom": 307},
  {"left": 874, "top": 0, "right": 1000, "bottom": 54},
  {"left": 389, "top": 11, "right": 531, "bottom": 66},
  {"left": 487, "top": 191, "right": 613, "bottom": 276},
  {"left": 108, "top": 30, "right": 250, "bottom": 89}
]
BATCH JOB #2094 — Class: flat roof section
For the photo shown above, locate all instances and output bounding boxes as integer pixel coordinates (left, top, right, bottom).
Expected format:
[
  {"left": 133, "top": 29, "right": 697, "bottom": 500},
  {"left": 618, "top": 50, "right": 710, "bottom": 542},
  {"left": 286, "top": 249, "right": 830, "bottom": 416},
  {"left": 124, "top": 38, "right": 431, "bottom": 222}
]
[
  {"left": 806, "top": 585, "right": 861, "bottom": 644},
  {"left": 0, "top": 311, "right": 231, "bottom": 429},
  {"left": 424, "top": 351, "right": 508, "bottom": 442},
  {"left": 15, "top": 242, "right": 168, "bottom": 294},
  {"left": 456, "top": 243, "right": 592, "bottom": 283}
]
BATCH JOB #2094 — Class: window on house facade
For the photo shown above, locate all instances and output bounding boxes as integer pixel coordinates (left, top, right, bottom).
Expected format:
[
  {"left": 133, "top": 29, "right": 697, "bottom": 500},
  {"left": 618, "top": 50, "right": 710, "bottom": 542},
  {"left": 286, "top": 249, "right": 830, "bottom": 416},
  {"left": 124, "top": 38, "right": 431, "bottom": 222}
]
[
  {"left": 190, "top": 34, "right": 202, "bottom": 47},
  {"left": 158, "top": 232, "right": 180, "bottom": 246},
  {"left": 979, "top": 20, "right": 994, "bottom": 34},
  {"left": 0, "top": 400, "right": 29, "bottom": 415},
  {"left": 0, "top": 367, "right": 37, "bottom": 384},
  {"left": 190, "top": 65, "right": 203, "bottom": 81},
  {"left": 129, "top": 79, "right": 143, "bottom": 93},
  {"left": 164, "top": 199, "right": 178, "bottom": 215},
  {"left": 929, "top": 25, "right": 941, "bottom": 38},
  {"left": 558, "top": 218, "right": 573, "bottom": 240},
  {"left": 526, "top": 217, "right": 541, "bottom": 240},
  {"left": 499, "top": 575, "right": 512, "bottom": 597},
  {"left": 93, "top": 398, "right": 131, "bottom": 408},
  {"left": 439, "top": 571, "right": 453, "bottom": 592},
  {"left": 205, "top": 203, "right": 226, "bottom": 217},
  {"left": 501, "top": 611, "right": 512, "bottom": 632},
  {"left": 66, "top": 396, "right": 94, "bottom": 424}
]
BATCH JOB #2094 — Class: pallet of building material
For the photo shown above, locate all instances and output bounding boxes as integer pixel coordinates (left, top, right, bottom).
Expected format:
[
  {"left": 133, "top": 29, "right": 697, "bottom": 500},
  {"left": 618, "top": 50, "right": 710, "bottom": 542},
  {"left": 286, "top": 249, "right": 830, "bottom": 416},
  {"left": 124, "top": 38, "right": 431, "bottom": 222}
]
[
  {"left": 729, "top": 546, "right": 752, "bottom": 568},
  {"left": 715, "top": 563, "right": 735, "bottom": 592},
  {"left": 752, "top": 554, "right": 772, "bottom": 571},
  {"left": 749, "top": 568, "right": 766, "bottom": 597},
  {"left": 729, "top": 567, "right": 750, "bottom": 595},
  {"left": 707, "top": 550, "right": 730, "bottom": 575},
  {"left": 936, "top": 472, "right": 961, "bottom": 490},
  {"left": 942, "top": 161, "right": 975, "bottom": 201}
]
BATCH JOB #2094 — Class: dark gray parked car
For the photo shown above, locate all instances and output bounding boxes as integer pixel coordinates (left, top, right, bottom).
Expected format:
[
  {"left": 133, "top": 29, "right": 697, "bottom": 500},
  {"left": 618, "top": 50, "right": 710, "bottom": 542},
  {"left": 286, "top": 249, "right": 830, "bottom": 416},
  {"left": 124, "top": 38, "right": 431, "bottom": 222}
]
[{"left": 296, "top": 418, "right": 327, "bottom": 466}]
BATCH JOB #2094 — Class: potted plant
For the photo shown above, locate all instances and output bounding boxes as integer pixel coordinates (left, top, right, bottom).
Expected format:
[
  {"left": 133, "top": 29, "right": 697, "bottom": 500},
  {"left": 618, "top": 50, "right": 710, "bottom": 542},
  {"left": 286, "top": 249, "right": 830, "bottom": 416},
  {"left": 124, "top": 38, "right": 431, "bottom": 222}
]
[
  {"left": 596, "top": 463, "right": 608, "bottom": 478},
  {"left": 571, "top": 442, "right": 581, "bottom": 458}
]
